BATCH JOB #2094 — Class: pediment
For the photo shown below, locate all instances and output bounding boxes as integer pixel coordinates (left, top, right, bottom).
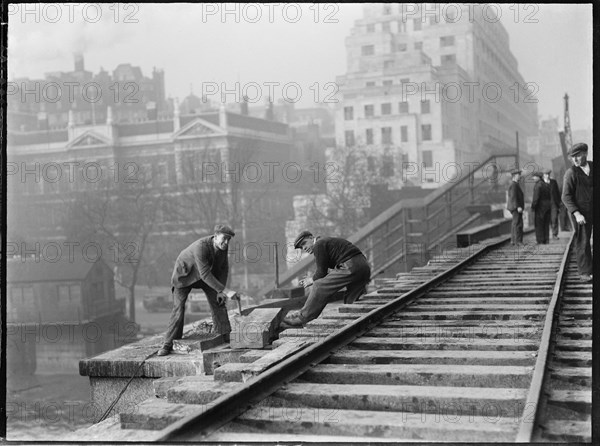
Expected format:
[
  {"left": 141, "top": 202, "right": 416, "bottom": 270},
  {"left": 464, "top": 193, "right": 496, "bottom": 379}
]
[
  {"left": 67, "top": 131, "right": 111, "bottom": 149},
  {"left": 174, "top": 118, "right": 224, "bottom": 140}
]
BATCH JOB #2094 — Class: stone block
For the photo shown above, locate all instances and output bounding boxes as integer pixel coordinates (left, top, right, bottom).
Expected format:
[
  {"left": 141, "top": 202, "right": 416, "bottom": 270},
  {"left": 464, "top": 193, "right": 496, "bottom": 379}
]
[
  {"left": 230, "top": 308, "right": 285, "bottom": 349},
  {"left": 172, "top": 333, "right": 226, "bottom": 353}
]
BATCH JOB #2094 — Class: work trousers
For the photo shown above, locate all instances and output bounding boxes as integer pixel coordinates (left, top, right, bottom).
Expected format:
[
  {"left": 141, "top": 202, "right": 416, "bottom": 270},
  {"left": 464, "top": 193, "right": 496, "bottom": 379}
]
[
  {"left": 534, "top": 207, "right": 551, "bottom": 244},
  {"left": 300, "top": 254, "right": 371, "bottom": 322},
  {"left": 550, "top": 206, "right": 560, "bottom": 237},
  {"left": 571, "top": 211, "right": 593, "bottom": 276},
  {"left": 511, "top": 211, "right": 523, "bottom": 245},
  {"left": 163, "top": 281, "right": 231, "bottom": 348}
]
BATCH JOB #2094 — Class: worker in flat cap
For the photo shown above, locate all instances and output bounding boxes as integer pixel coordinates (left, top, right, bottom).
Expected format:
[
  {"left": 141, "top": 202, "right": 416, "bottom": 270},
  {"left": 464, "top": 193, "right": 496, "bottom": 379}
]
[
  {"left": 562, "top": 143, "right": 593, "bottom": 283},
  {"left": 158, "top": 224, "right": 239, "bottom": 355},
  {"left": 543, "top": 169, "right": 562, "bottom": 240},
  {"left": 531, "top": 171, "right": 552, "bottom": 244},
  {"left": 506, "top": 168, "right": 524, "bottom": 245},
  {"left": 280, "top": 231, "right": 371, "bottom": 328}
]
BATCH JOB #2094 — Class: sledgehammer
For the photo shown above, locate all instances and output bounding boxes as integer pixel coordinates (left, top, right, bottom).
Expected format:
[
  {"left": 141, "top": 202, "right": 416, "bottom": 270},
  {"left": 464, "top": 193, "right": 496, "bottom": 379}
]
[{"left": 224, "top": 289, "right": 243, "bottom": 315}]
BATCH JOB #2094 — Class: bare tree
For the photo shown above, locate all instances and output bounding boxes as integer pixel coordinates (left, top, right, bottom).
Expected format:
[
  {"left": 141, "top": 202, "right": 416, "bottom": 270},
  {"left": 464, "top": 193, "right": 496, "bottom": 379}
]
[
  {"left": 303, "top": 144, "right": 385, "bottom": 237},
  {"left": 62, "top": 171, "right": 164, "bottom": 322}
]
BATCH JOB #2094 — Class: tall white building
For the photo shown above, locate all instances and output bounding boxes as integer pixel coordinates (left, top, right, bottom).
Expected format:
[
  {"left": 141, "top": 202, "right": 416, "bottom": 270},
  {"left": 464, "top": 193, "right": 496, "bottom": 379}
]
[{"left": 335, "top": 3, "right": 539, "bottom": 188}]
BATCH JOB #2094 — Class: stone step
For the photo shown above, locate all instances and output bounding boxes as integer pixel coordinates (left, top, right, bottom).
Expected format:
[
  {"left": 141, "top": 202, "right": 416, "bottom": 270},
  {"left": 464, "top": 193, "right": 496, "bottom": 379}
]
[
  {"left": 217, "top": 406, "right": 520, "bottom": 442},
  {"left": 327, "top": 349, "right": 537, "bottom": 366},
  {"left": 555, "top": 328, "right": 592, "bottom": 340},
  {"left": 555, "top": 340, "right": 592, "bottom": 352},
  {"left": 166, "top": 380, "right": 242, "bottom": 405},
  {"left": 547, "top": 390, "right": 591, "bottom": 413},
  {"left": 120, "top": 398, "right": 200, "bottom": 430},
  {"left": 391, "top": 310, "right": 545, "bottom": 321},
  {"left": 404, "top": 304, "right": 549, "bottom": 312},
  {"left": 540, "top": 420, "right": 591, "bottom": 442},
  {"left": 153, "top": 375, "right": 213, "bottom": 398},
  {"left": 214, "top": 340, "right": 311, "bottom": 382},
  {"left": 549, "top": 367, "right": 592, "bottom": 389},
  {"left": 349, "top": 337, "right": 538, "bottom": 351},
  {"left": 414, "top": 297, "right": 550, "bottom": 305},
  {"left": 551, "top": 352, "right": 592, "bottom": 367},
  {"left": 300, "top": 364, "right": 532, "bottom": 388},
  {"left": 269, "top": 383, "right": 527, "bottom": 418}
]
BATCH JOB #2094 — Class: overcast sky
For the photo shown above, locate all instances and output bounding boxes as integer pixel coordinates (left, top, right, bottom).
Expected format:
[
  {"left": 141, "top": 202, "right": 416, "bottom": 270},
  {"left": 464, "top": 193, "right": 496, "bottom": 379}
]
[{"left": 8, "top": 3, "right": 592, "bottom": 131}]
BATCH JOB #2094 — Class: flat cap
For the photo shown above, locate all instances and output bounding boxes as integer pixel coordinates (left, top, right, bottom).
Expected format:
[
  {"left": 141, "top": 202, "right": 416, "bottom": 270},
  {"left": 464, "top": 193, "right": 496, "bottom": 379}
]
[
  {"left": 214, "top": 224, "right": 235, "bottom": 237},
  {"left": 510, "top": 168, "right": 522, "bottom": 175},
  {"left": 294, "top": 230, "right": 313, "bottom": 249},
  {"left": 568, "top": 143, "right": 588, "bottom": 157},
  {"left": 531, "top": 171, "right": 542, "bottom": 178},
  {"left": 544, "top": 168, "right": 552, "bottom": 174}
]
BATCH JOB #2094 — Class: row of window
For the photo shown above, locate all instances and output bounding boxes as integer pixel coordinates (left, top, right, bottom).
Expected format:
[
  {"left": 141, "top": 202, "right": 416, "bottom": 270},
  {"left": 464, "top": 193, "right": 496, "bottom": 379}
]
[
  {"left": 344, "top": 124, "right": 432, "bottom": 147},
  {"left": 362, "top": 35, "right": 453, "bottom": 59},
  {"left": 344, "top": 100, "right": 430, "bottom": 120}
]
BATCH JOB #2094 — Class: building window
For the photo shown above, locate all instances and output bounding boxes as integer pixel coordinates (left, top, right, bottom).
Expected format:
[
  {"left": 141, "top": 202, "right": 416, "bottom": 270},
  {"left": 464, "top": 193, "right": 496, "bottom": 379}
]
[
  {"left": 429, "top": 16, "right": 438, "bottom": 26},
  {"left": 365, "top": 81, "right": 376, "bottom": 87},
  {"left": 361, "top": 45, "right": 375, "bottom": 56},
  {"left": 440, "top": 35, "right": 455, "bottom": 47},
  {"left": 413, "top": 19, "right": 422, "bottom": 31},
  {"left": 422, "top": 150, "right": 433, "bottom": 167},
  {"left": 400, "top": 125, "right": 408, "bottom": 142},
  {"left": 395, "top": 43, "right": 407, "bottom": 52},
  {"left": 345, "top": 130, "right": 355, "bottom": 147},
  {"left": 367, "top": 156, "right": 376, "bottom": 172},
  {"left": 414, "top": 41, "right": 423, "bottom": 50},
  {"left": 383, "top": 5, "right": 392, "bottom": 15},
  {"left": 381, "top": 127, "right": 392, "bottom": 144},
  {"left": 382, "top": 22, "right": 390, "bottom": 32},
  {"left": 344, "top": 106, "right": 354, "bottom": 120},
  {"left": 441, "top": 54, "right": 456, "bottom": 65},
  {"left": 381, "top": 103, "right": 392, "bottom": 115},
  {"left": 399, "top": 101, "right": 409, "bottom": 113},
  {"left": 366, "top": 23, "right": 375, "bottom": 33},
  {"left": 422, "top": 124, "right": 432, "bottom": 141},
  {"left": 384, "top": 60, "right": 394, "bottom": 69},
  {"left": 366, "top": 128, "right": 373, "bottom": 145},
  {"left": 421, "top": 100, "right": 430, "bottom": 114},
  {"left": 382, "top": 80, "right": 393, "bottom": 87},
  {"left": 364, "top": 104, "right": 374, "bottom": 118},
  {"left": 381, "top": 154, "right": 394, "bottom": 177},
  {"left": 400, "top": 78, "right": 410, "bottom": 84}
]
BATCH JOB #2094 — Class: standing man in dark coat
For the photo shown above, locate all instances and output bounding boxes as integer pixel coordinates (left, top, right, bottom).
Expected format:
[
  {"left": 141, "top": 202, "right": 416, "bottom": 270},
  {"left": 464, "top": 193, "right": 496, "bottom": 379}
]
[
  {"left": 544, "top": 169, "right": 562, "bottom": 240},
  {"left": 531, "top": 172, "right": 552, "bottom": 244},
  {"left": 158, "top": 224, "right": 239, "bottom": 356},
  {"left": 280, "top": 231, "right": 371, "bottom": 328},
  {"left": 507, "top": 168, "right": 524, "bottom": 245},
  {"left": 562, "top": 143, "right": 593, "bottom": 283}
]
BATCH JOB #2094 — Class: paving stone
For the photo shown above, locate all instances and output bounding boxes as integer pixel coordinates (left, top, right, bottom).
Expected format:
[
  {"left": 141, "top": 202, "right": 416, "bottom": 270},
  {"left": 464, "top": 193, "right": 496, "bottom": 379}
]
[{"left": 230, "top": 308, "right": 285, "bottom": 349}]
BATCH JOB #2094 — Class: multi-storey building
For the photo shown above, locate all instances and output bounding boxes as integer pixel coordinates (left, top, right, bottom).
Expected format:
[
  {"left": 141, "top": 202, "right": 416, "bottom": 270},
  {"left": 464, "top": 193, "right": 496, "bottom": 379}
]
[
  {"left": 8, "top": 53, "right": 170, "bottom": 131},
  {"left": 335, "top": 3, "right": 539, "bottom": 188}
]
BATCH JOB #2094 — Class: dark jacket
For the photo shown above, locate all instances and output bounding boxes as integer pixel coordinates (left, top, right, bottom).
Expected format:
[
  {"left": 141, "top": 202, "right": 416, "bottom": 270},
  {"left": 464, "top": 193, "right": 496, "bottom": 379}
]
[
  {"left": 171, "top": 235, "right": 228, "bottom": 290},
  {"left": 562, "top": 161, "right": 593, "bottom": 215},
  {"left": 532, "top": 180, "right": 552, "bottom": 212},
  {"left": 548, "top": 178, "right": 561, "bottom": 208},
  {"left": 506, "top": 181, "right": 524, "bottom": 212},
  {"left": 312, "top": 236, "right": 363, "bottom": 281}
]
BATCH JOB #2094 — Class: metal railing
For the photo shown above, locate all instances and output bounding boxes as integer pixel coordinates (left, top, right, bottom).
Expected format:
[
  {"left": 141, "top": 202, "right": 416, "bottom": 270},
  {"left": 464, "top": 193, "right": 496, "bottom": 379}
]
[{"left": 259, "top": 154, "right": 517, "bottom": 297}]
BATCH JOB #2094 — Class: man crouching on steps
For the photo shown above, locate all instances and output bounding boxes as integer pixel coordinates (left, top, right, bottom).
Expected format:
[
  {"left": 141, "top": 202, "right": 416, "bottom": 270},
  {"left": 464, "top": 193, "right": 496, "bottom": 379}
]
[
  {"left": 157, "top": 224, "right": 239, "bottom": 356},
  {"left": 280, "top": 231, "right": 371, "bottom": 329}
]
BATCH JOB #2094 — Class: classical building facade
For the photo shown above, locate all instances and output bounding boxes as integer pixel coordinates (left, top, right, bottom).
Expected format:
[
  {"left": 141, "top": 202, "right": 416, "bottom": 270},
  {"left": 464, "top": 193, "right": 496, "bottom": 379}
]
[
  {"left": 335, "top": 3, "right": 539, "bottom": 188},
  {"left": 7, "top": 106, "right": 316, "bottom": 293}
]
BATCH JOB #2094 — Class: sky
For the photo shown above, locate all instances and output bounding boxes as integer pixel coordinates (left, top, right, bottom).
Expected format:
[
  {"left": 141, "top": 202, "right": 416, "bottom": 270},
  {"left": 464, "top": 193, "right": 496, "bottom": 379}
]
[{"left": 7, "top": 3, "right": 593, "bottom": 131}]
